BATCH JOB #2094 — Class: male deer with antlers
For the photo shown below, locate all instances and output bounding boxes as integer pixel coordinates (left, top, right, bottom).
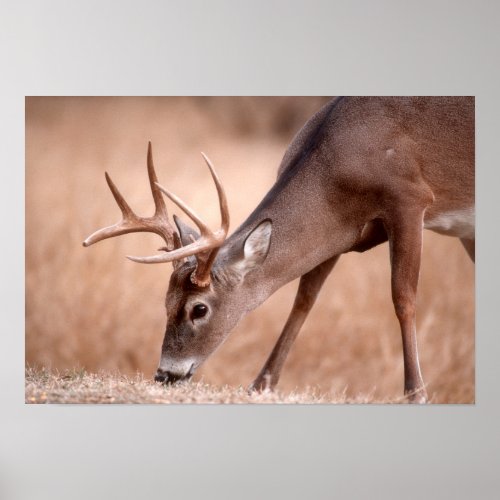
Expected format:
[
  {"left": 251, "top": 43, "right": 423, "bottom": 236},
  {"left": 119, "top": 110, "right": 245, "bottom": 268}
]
[{"left": 84, "top": 97, "right": 474, "bottom": 403}]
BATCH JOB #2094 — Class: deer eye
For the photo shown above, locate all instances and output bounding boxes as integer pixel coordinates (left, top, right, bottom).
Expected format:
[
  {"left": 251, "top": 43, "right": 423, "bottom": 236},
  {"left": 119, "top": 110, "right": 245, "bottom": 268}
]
[{"left": 191, "top": 303, "right": 208, "bottom": 320}]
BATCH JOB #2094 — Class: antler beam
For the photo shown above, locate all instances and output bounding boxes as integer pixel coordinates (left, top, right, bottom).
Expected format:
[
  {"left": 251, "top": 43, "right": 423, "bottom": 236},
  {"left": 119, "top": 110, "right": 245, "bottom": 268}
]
[{"left": 83, "top": 142, "right": 178, "bottom": 251}]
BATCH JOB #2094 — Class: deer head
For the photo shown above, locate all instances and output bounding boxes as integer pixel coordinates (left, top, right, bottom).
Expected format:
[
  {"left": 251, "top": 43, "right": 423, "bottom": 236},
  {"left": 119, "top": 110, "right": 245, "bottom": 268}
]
[{"left": 83, "top": 143, "right": 272, "bottom": 383}]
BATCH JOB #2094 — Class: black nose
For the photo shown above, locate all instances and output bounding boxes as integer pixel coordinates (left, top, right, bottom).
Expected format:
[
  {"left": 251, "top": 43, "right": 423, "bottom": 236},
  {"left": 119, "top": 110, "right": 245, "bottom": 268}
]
[
  {"left": 154, "top": 371, "right": 167, "bottom": 383},
  {"left": 154, "top": 369, "right": 184, "bottom": 384}
]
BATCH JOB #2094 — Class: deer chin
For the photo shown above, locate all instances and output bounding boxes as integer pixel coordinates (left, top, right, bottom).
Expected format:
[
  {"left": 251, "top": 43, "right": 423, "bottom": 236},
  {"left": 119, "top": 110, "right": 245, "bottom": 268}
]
[{"left": 154, "top": 358, "right": 198, "bottom": 385}]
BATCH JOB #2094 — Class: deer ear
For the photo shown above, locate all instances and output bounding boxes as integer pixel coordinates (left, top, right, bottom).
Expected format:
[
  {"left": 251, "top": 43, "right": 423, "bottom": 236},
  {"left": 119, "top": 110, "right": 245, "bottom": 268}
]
[
  {"left": 173, "top": 214, "right": 200, "bottom": 246},
  {"left": 228, "top": 220, "right": 272, "bottom": 280},
  {"left": 243, "top": 220, "right": 272, "bottom": 266}
]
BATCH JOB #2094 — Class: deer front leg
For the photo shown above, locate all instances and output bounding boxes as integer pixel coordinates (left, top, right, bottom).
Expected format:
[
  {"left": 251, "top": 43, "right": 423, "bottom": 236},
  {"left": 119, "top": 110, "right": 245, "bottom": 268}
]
[
  {"left": 386, "top": 209, "right": 428, "bottom": 404},
  {"left": 249, "top": 255, "right": 339, "bottom": 392}
]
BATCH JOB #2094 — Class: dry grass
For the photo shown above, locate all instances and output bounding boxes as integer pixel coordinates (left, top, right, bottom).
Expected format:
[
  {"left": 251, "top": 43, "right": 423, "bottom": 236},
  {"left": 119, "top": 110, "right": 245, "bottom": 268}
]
[
  {"left": 25, "top": 367, "right": 404, "bottom": 404},
  {"left": 25, "top": 97, "right": 475, "bottom": 404}
]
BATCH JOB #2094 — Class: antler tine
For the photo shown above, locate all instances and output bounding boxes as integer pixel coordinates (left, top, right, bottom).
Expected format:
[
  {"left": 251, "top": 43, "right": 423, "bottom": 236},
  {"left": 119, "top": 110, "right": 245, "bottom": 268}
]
[
  {"left": 105, "top": 172, "right": 135, "bottom": 219},
  {"left": 189, "top": 153, "right": 230, "bottom": 286},
  {"left": 82, "top": 172, "right": 137, "bottom": 247},
  {"left": 201, "top": 152, "right": 230, "bottom": 234},
  {"left": 126, "top": 236, "right": 222, "bottom": 264},
  {"left": 83, "top": 221, "right": 129, "bottom": 248},
  {"left": 147, "top": 141, "right": 168, "bottom": 219},
  {"left": 154, "top": 183, "right": 212, "bottom": 236}
]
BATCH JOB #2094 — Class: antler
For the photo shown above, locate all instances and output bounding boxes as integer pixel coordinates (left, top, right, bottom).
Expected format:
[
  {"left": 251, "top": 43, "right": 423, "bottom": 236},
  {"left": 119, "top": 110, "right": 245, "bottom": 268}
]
[
  {"left": 83, "top": 143, "right": 230, "bottom": 288},
  {"left": 127, "top": 153, "right": 230, "bottom": 287},
  {"left": 83, "top": 142, "right": 180, "bottom": 252}
]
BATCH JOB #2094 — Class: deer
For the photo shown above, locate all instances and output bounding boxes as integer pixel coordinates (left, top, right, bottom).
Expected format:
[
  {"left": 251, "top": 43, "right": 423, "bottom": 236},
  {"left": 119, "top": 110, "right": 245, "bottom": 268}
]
[{"left": 83, "top": 97, "right": 474, "bottom": 403}]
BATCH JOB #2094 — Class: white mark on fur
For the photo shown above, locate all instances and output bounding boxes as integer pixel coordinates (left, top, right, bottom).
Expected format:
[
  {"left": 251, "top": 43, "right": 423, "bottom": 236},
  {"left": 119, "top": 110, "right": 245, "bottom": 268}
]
[{"left": 424, "top": 207, "right": 475, "bottom": 239}]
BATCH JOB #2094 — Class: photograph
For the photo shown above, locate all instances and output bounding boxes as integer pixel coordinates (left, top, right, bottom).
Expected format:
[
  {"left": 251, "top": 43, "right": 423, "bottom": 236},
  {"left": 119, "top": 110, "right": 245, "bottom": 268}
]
[{"left": 25, "top": 96, "right": 475, "bottom": 404}]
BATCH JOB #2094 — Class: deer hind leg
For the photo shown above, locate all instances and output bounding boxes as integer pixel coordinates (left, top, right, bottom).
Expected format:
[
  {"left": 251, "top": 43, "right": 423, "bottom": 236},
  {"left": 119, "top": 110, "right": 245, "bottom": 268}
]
[
  {"left": 249, "top": 255, "right": 339, "bottom": 392},
  {"left": 460, "top": 238, "right": 475, "bottom": 262},
  {"left": 386, "top": 209, "right": 428, "bottom": 404}
]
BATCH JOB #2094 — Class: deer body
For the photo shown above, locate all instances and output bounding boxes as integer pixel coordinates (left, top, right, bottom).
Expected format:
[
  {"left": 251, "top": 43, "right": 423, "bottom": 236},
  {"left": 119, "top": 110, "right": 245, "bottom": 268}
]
[
  {"left": 84, "top": 97, "right": 474, "bottom": 402},
  {"left": 232, "top": 96, "right": 473, "bottom": 285}
]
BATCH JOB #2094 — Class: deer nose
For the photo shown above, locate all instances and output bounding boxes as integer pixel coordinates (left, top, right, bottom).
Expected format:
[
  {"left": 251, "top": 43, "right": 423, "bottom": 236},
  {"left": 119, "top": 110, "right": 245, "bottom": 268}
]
[
  {"left": 154, "top": 366, "right": 195, "bottom": 384},
  {"left": 154, "top": 368, "right": 183, "bottom": 384},
  {"left": 154, "top": 369, "right": 168, "bottom": 383}
]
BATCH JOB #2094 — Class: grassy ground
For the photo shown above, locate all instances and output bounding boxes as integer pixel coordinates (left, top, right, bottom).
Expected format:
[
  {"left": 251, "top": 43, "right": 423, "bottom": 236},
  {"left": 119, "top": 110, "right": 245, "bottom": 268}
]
[{"left": 25, "top": 368, "right": 401, "bottom": 404}]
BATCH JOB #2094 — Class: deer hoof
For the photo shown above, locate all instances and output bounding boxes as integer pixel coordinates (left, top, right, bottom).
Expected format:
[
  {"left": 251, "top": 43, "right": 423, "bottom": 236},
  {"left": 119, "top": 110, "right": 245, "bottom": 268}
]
[
  {"left": 248, "top": 372, "right": 274, "bottom": 394},
  {"left": 406, "top": 389, "right": 428, "bottom": 404}
]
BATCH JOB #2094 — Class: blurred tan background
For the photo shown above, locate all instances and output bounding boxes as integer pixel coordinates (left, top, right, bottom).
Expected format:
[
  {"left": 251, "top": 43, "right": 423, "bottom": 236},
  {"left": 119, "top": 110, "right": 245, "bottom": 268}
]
[{"left": 25, "top": 97, "right": 475, "bottom": 403}]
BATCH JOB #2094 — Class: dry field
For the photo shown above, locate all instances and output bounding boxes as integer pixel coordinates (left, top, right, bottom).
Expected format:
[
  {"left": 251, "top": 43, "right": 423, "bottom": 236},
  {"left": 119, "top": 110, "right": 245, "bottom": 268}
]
[
  {"left": 25, "top": 97, "right": 475, "bottom": 404},
  {"left": 25, "top": 367, "right": 393, "bottom": 404}
]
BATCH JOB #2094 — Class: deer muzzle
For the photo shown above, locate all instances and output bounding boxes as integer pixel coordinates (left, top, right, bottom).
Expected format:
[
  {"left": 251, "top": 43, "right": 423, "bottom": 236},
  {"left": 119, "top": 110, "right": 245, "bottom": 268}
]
[{"left": 154, "top": 358, "right": 197, "bottom": 384}]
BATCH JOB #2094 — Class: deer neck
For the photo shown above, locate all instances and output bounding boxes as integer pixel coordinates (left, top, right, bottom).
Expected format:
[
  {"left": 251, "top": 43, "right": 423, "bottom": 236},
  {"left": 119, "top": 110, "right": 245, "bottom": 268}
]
[{"left": 219, "top": 167, "right": 360, "bottom": 314}]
